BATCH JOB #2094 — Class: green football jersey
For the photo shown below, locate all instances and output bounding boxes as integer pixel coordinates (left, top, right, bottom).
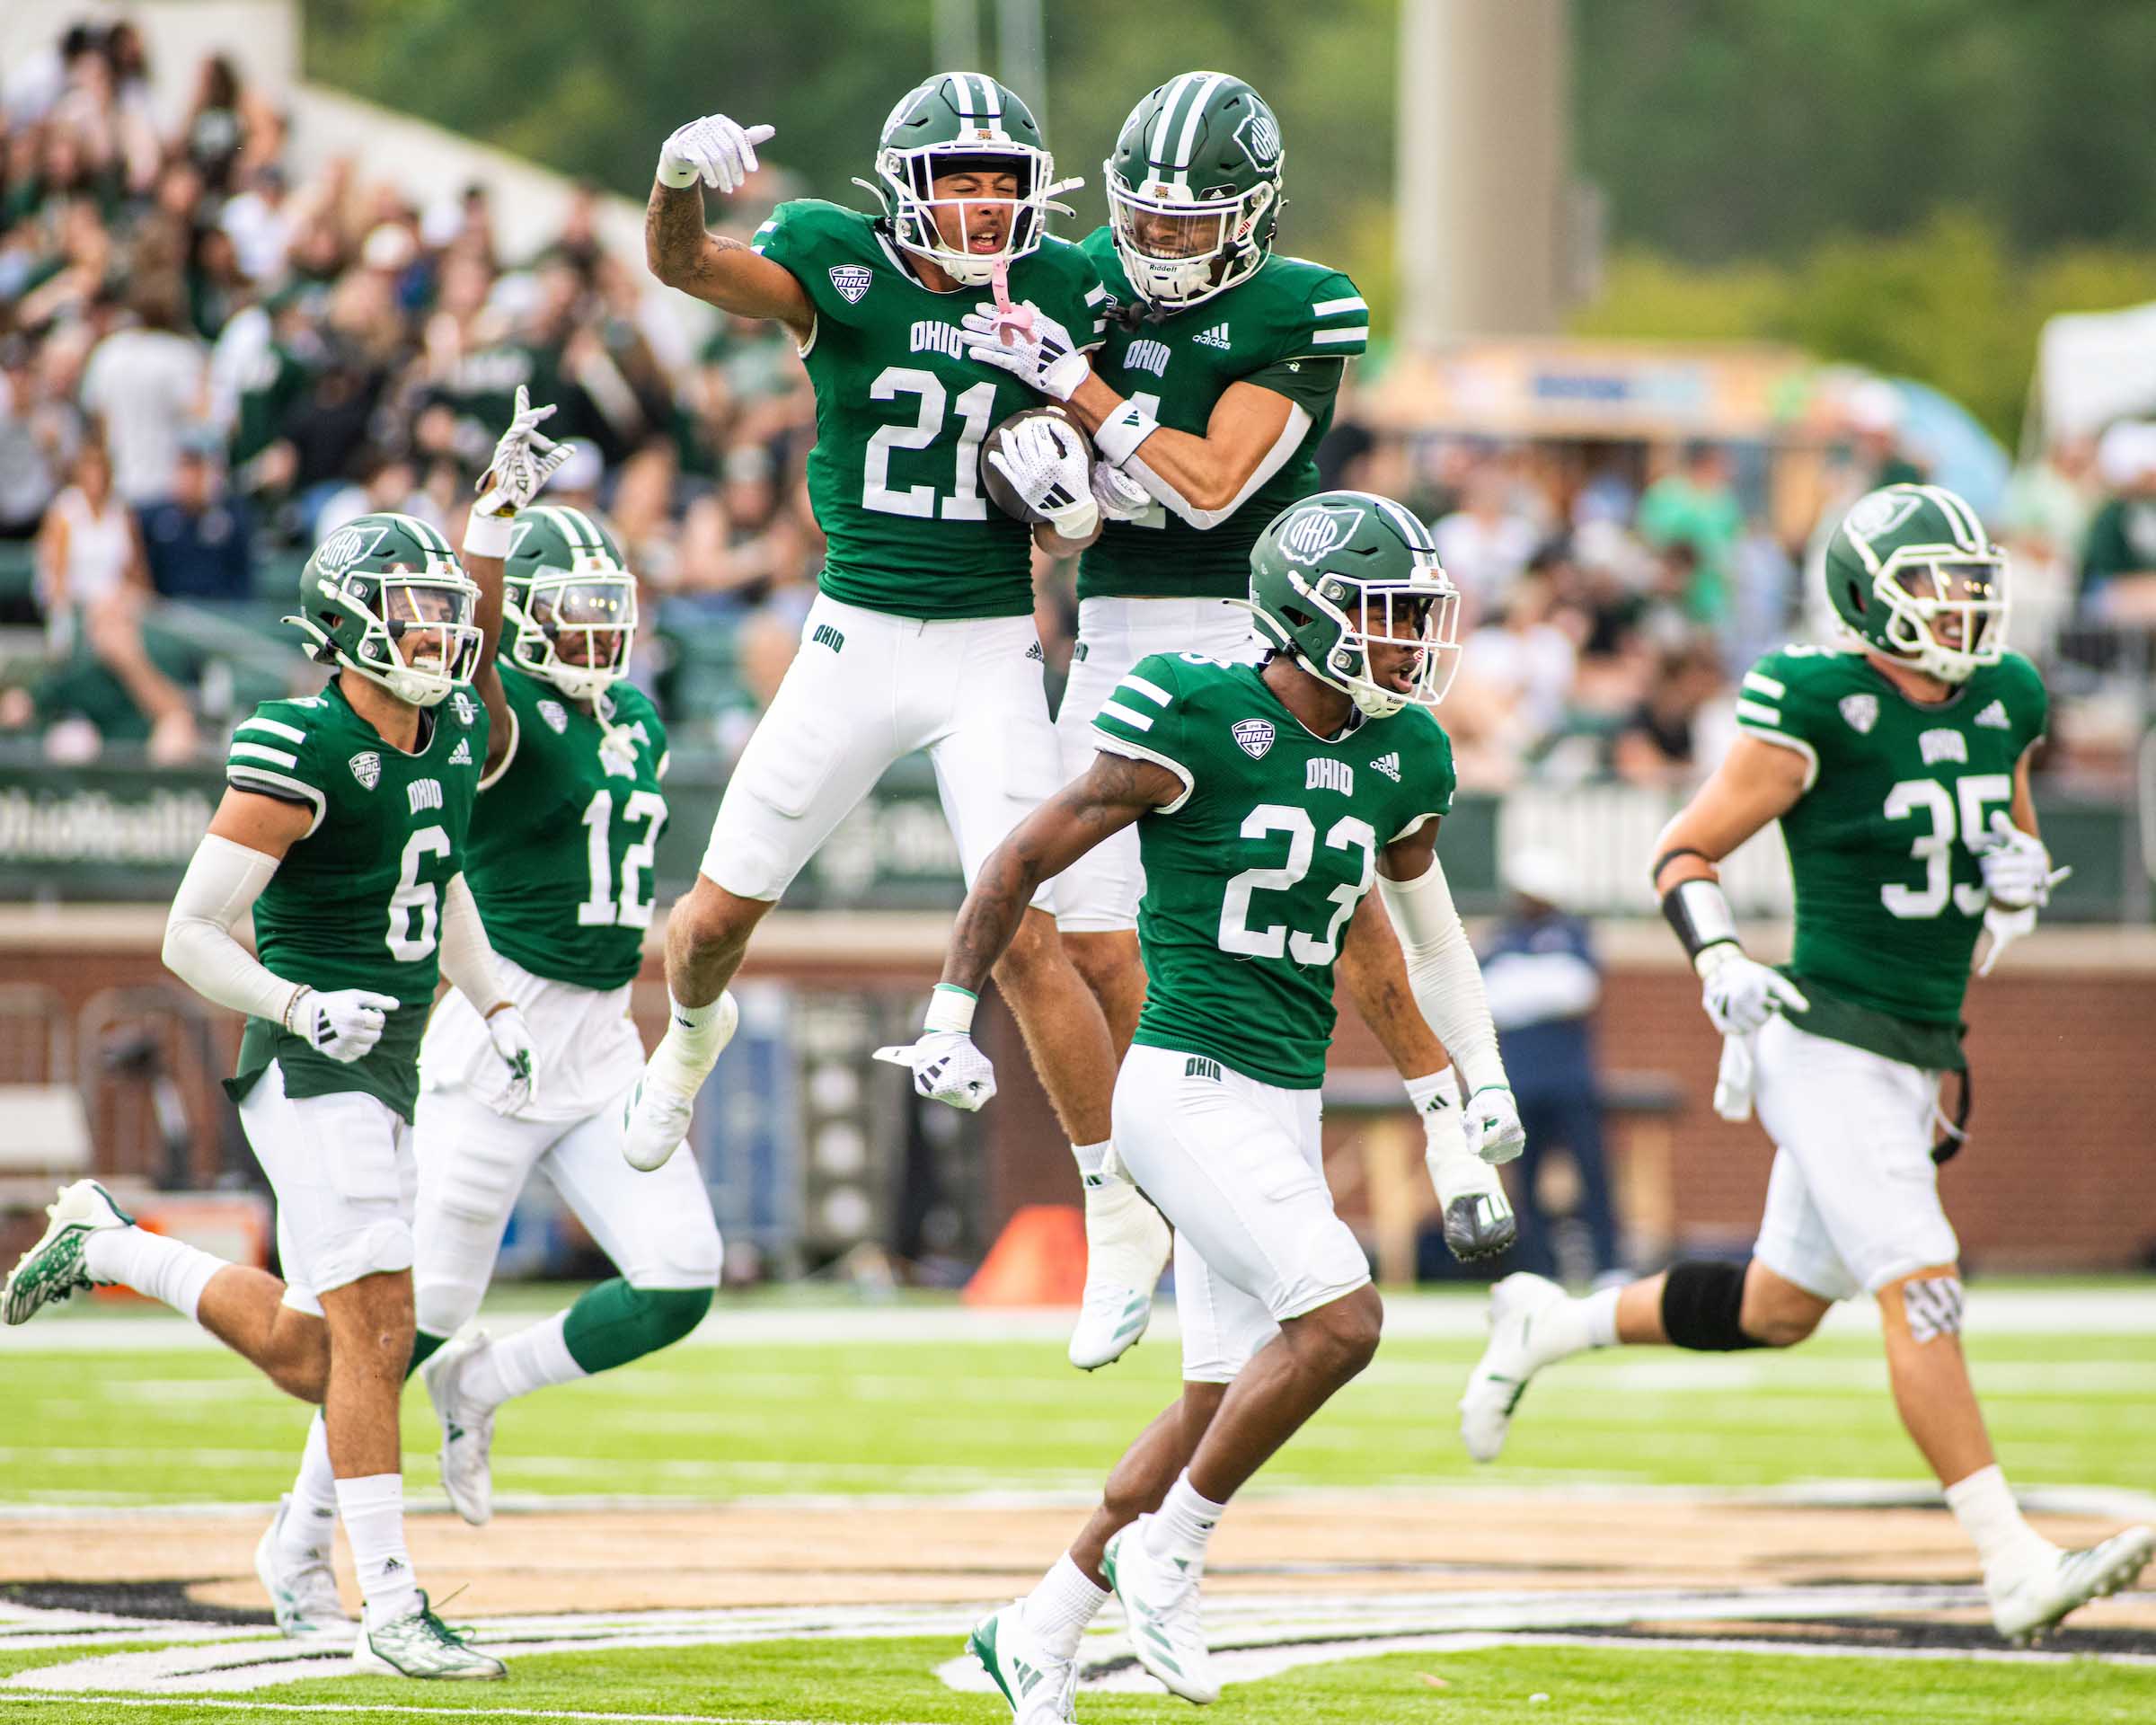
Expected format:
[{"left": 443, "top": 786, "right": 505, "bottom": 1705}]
[
  {"left": 753, "top": 200, "right": 1107, "bottom": 621},
  {"left": 1092, "top": 652, "right": 1455, "bottom": 1089},
  {"left": 465, "top": 666, "right": 668, "bottom": 991},
  {"left": 1075, "top": 232, "right": 1368, "bottom": 604},
  {"left": 225, "top": 679, "right": 490, "bottom": 1121},
  {"left": 1736, "top": 645, "right": 2049, "bottom": 1064}
]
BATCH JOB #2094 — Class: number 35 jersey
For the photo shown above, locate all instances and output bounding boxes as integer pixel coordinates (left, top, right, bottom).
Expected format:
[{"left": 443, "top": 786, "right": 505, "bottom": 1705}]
[
  {"left": 223, "top": 681, "right": 489, "bottom": 1120},
  {"left": 1092, "top": 653, "right": 1457, "bottom": 1089},
  {"left": 753, "top": 199, "right": 1105, "bottom": 622},
  {"left": 1735, "top": 644, "right": 2047, "bottom": 1062}
]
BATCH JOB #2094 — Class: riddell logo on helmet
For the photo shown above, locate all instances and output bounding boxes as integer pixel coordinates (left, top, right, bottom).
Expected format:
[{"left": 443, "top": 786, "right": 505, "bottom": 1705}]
[{"left": 1279, "top": 505, "right": 1356, "bottom": 566}]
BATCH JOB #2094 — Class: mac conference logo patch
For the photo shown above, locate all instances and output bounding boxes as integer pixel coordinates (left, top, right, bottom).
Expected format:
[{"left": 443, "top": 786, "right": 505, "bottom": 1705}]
[
  {"left": 538, "top": 699, "right": 569, "bottom": 734},
  {"left": 349, "top": 751, "right": 381, "bottom": 790},
  {"left": 1233, "top": 718, "right": 1276, "bottom": 759},
  {"left": 829, "top": 266, "right": 873, "bottom": 305}
]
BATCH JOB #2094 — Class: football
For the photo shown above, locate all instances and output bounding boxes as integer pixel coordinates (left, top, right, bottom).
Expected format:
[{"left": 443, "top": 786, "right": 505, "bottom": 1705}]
[{"left": 979, "top": 404, "right": 1094, "bottom": 524}]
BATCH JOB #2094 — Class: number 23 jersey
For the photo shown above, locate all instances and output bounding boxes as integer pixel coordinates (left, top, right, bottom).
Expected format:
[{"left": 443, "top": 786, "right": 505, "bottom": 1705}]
[
  {"left": 223, "top": 681, "right": 489, "bottom": 1120},
  {"left": 1735, "top": 644, "right": 2047, "bottom": 1053},
  {"left": 753, "top": 199, "right": 1105, "bottom": 622},
  {"left": 1091, "top": 653, "right": 1457, "bottom": 1089}
]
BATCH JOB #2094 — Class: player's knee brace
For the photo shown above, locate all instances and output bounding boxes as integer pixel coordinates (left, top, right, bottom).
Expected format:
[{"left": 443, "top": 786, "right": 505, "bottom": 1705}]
[
  {"left": 1661, "top": 1259, "right": 1767, "bottom": 1352},
  {"left": 1900, "top": 1275, "right": 1964, "bottom": 1342}
]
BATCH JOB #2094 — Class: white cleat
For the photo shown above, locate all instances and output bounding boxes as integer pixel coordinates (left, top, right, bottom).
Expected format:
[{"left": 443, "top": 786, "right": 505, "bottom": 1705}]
[
  {"left": 3, "top": 1180, "right": 131, "bottom": 1325},
  {"left": 1104, "top": 1517, "right": 1217, "bottom": 1704},
  {"left": 968, "top": 1600, "right": 1078, "bottom": 1724},
  {"left": 1458, "top": 1270, "right": 1569, "bottom": 1464},
  {"left": 421, "top": 1331, "right": 496, "bottom": 1527},
  {"left": 1988, "top": 1526, "right": 2155, "bottom": 1644},
  {"left": 621, "top": 994, "right": 737, "bottom": 1172},
  {"left": 352, "top": 1593, "right": 507, "bottom": 1679},
  {"left": 1068, "top": 1172, "right": 1171, "bottom": 1371},
  {"left": 253, "top": 1496, "right": 356, "bottom": 1641}
]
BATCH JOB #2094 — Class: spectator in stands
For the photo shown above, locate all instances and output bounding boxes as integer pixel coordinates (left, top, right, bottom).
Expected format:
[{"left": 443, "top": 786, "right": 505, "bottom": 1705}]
[
  {"left": 1435, "top": 458, "right": 1540, "bottom": 620},
  {"left": 0, "top": 335, "right": 79, "bottom": 541},
  {"left": 140, "top": 428, "right": 255, "bottom": 600},
  {"left": 1610, "top": 638, "right": 1729, "bottom": 786},
  {"left": 1477, "top": 849, "right": 1620, "bottom": 1284},
  {"left": 1636, "top": 440, "right": 1744, "bottom": 626},
  {"left": 1461, "top": 556, "right": 1583, "bottom": 746},
  {"left": 79, "top": 278, "right": 208, "bottom": 506},
  {"left": 35, "top": 440, "right": 198, "bottom": 760},
  {"left": 2078, "top": 420, "right": 2156, "bottom": 625}
]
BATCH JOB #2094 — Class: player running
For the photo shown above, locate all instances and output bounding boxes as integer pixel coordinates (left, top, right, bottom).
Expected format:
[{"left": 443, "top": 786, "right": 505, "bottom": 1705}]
[
  {"left": 3, "top": 457, "right": 555, "bottom": 1675},
  {"left": 1456, "top": 484, "right": 2153, "bottom": 1644},
  {"left": 878, "top": 492, "right": 1526, "bottom": 1717},
  {"left": 961, "top": 70, "right": 1515, "bottom": 1370},
  {"left": 631, "top": 75, "right": 1127, "bottom": 1202}
]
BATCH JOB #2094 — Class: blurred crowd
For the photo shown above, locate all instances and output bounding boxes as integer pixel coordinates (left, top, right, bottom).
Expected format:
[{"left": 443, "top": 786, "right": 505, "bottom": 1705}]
[{"left": 2, "top": 18, "right": 2151, "bottom": 784}]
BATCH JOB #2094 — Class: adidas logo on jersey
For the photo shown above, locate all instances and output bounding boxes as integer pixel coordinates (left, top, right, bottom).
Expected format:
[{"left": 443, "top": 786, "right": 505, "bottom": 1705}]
[
  {"left": 1025, "top": 640, "right": 1044, "bottom": 662},
  {"left": 1192, "top": 322, "right": 1231, "bottom": 350},
  {"left": 1975, "top": 699, "right": 2010, "bottom": 730},
  {"left": 449, "top": 739, "right": 473, "bottom": 766},
  {"left": 1371, "top": 751, "right": 1401, "bottom": 782}
]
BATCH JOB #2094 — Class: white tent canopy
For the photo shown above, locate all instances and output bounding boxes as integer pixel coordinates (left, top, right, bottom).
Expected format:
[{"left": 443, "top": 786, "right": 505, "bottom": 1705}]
[{"left": 2032, "top": 301, "right": 2156, "bottom": 452}]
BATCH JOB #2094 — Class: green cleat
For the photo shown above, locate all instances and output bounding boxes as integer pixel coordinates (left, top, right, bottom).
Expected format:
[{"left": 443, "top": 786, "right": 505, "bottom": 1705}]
[{"left": 3, "top": 1180, "right": 132, "bottom": 1325}]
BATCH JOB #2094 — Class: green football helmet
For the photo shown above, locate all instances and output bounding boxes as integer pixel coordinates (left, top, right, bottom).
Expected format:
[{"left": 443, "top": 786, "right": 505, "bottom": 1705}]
[
  {"left": 864, "top": 72, "right": 1060, "bottom": 288},
  {"left": 1106, "top": 72, "right": 1283, "bottom": 309},
  {"left": 1246, "top": 491, "right": 1461, "bottom": 719},
  {"left": 502, "top": 505, "right": 637, "bottom": 703},
  {"left": 1825, "top": 482, "right": 2009, "bottom": 684},
  {"left": 287, "top": 512, "right": 482, "bottom": 708}
]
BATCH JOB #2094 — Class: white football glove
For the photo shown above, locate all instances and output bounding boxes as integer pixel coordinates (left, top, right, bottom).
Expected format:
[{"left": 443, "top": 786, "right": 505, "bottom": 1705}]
[
  {"left": 658, "top": 113, "right": 775, "bottom": 194},
  {"left": 290, "top": 987, "right": 399, "bottom": 1065},
  {"left": 1696, "top": 942, "right": 1809, "bottom": 1036},
  {"left": 872, "top": 1031, "right": 997, "bottom": 1111},
  {"left": 480, "top": 1004, "right": 538, "bottom": 1115},
  {"left": 959, "top": 299, "right": 1091, "bottom": 401},
  {"left": 1091, "top": 458, "right": 1153, "bottom": 523},
  {"left": 1976, "top": 810, "right": 2070, "bottom": 909},
  {"left": 472, "top": 386, "right": 572, "bottom": 518},
  {"left": 986, "top": 413, "right": 1099, "bottom": 541},
  {"left": 1975, "top": 901, "right": 2037, "bottom": 978},
  {"left": 1464, "top": 1084, "right": 1526, "bottom": 1165}
]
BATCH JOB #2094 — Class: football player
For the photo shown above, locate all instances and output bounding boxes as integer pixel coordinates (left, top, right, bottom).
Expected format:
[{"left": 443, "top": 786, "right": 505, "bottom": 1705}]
[
  {"left": 631, "top": 75, "right": 1127, "bottom": 1196},
  {"left": 879, "top": 492, "right": 1526, "bottom": 1717},
  {"left": 0, "top": 415, "right": 567, "bottom": 1676},
  {"left": 960, "top": 74, "right": 1517, "bottom": 1375},
  {"left": 1457, "top": 484, "right": 2154, "bottom": 1643}
]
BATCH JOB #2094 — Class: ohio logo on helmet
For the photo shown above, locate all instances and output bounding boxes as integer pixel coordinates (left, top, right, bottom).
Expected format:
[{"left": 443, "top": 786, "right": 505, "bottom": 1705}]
[
  {"left": 316, "top": 522, "right": 394, "bottom": 579},
  {"left": 1842, "top": 489, "right": 1925, "bottom": 547},
  {"left": 829, "top": 266, "right": 873, "bottom": 305},
  {"left": 1278, "top": 505, "right": 1358, "bottom": 567},
  {"left": 1234, "top": 111, "right": 1281, "bottom": 170}
]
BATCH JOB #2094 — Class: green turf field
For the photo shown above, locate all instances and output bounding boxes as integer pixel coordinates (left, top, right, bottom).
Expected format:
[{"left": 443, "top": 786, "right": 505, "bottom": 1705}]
[{"left": 2, "top": 1286, "right": 2151, "bottom": 1722}]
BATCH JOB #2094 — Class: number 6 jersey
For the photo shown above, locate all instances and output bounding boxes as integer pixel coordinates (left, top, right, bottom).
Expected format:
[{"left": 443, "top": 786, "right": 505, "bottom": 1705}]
[
  {"left": 1735, "top": 643, "right": 2048, "bottom": 1067},
  {"left": 223, "top": 681, "right": 489, "bottom": 1119},
  {"left": 1091, "top": 651, "right": 1457, "bottom": 1089},
  {"left": 752, "top": 199, "right": 1105, "bottom": 622}
]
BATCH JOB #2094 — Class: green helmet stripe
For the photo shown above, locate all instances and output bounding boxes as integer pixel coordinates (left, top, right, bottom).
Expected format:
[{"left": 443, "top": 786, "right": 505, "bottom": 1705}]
[
  {"left": 1170, "top": 72, "right": 1229, "bottom": 181},
  {"left": 1927, "top": 484, "right": 1985, "bottom": 552},
  {"left": 1146, "top": 73, "right": 1201, "bottom": 174},
  {"left": 532, "top": 505, "right": 604, "bottom": 555},
  {"left": 391, "top": 512, "right": 452, "bottom": 555}
]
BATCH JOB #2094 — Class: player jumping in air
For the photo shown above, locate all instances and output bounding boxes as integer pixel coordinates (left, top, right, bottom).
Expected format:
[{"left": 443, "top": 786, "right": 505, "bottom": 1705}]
[
  {"left": 880, "top": 491, "right": 1525, "bottom": 1719},
  {"left": 1456, "top": 483, "right": 2153, "bottom": 1643},
  {"left": 962, "top": 71, "right": 1516, "bottom": 1371}
]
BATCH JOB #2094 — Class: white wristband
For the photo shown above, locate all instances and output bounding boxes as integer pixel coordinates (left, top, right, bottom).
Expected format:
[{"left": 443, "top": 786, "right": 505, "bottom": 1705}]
[
  {"left": 658, "top": 155, "right": 702, "bottom": 190},
  {"left": 1093, "top": 398, "right": 1162, "bottom": 467},
  {"left": 464, "top": 510, "right": 516, "bottom": 559},
  {"left": 924, "top": 984, "right": 977, "bottom": 1036}
]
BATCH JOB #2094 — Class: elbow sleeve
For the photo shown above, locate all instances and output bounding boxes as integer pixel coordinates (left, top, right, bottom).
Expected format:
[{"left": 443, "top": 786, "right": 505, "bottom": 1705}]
[
  {"left": 1378, "top": 857, "right": 1507, "bottom": 1097},
  {"left": 163, "top": 834, "right": 300, "bottom": 1024}
]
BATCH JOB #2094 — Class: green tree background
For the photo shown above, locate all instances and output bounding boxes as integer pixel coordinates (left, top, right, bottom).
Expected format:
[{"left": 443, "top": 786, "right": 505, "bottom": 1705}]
[{"left": 303, "top": 0, "right": 2156, "bottom": 443}]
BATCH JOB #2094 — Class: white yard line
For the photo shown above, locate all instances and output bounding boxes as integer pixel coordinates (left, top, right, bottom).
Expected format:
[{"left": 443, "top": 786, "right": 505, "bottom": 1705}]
[{"left": 0, "top": 1699, "right": 942, "bottom": 1725}]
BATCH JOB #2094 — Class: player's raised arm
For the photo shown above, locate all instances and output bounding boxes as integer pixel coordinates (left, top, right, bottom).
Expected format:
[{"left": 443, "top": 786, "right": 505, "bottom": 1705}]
[
  {"left": 872, "top": 750, "right": 1182, "bottom": 1110},
  {"left": 645, "top": 114, "right": 815, "bottom": 340},
  {"left": 462, "top": 388, "right": 573, "bottom": 769}
]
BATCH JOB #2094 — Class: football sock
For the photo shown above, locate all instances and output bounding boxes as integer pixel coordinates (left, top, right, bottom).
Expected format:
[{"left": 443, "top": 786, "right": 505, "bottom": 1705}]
[
  {"left": 82, "top": 1225, "right": 224, "bottom": 1322},
  {"left": 1071, "top": 1140, "right": 1112, "bottom": 1181},
  {"left": 1946, "top": 1464, "right": 2055, "bottom": 1578},
  {"left": 458, "top": 1314, "right": 581, "bottom": 1411},
  {"left": 560, "top": 1280, "right": 711, "bottom": 1376},
  {"left": 1145, "top": 1473, "right": 1226, "bottom": 1570},
  {"left": 1024, "top": 1553, "right": 1110, "bottom": 1661},
  {"left": 1530, "top": 1286, "right": 1622, "bottom": 1367},
  {"left": 278, "top": 1412, "right": 340, "bottom": 1561},
  {"left": 335, "top": 1473, "right": 420, "bottom": 1625},
  {"left": 646, "top": 988, "right": 735, "bottom": 1097}
]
